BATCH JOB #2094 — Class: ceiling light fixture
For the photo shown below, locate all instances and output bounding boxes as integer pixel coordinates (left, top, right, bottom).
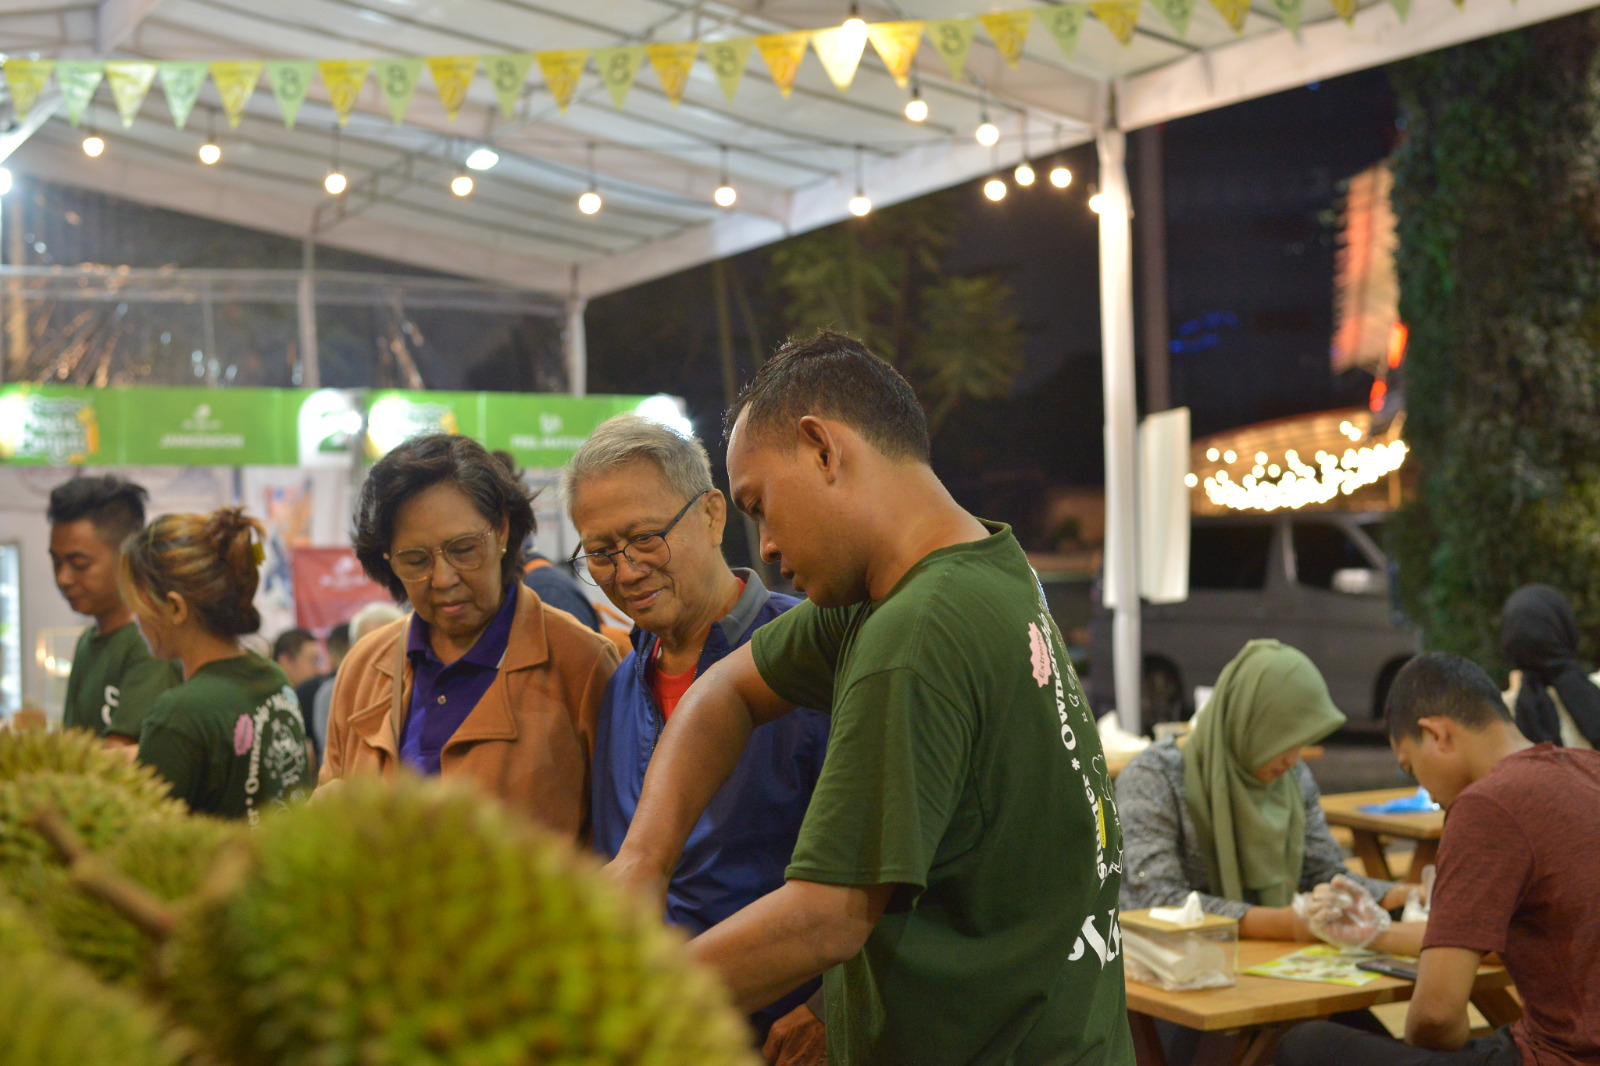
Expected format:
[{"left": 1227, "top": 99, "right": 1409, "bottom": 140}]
[
  {"left": 465, "top": 146, "right": 499, "bottom": 171},
  {"left": 905, "top": 80, "right": 928, "bottom": 123},
  {"left": 713, "top": 145, "right": 736, "bottom": 208},
  {"left": 82, "top": 134, "right": 105, "bottom": 158},
  {"left": 578, "top": 141, "right": 602, "bottom": 214},
  {"left": 198, "top": 108, "right": 220, "bottom": 165},
  {"left": 324, "top": 123, "right": 347, "bottom": 195},
  {"left": 848, "top": 143, "right": 871, "bottom": 216}
]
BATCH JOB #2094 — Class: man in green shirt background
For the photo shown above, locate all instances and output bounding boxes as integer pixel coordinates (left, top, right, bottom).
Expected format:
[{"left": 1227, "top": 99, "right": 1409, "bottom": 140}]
[
  {"left": 609, "top": 331, "right": 1134, "bottom": 1066},
  {"left": 48, "top": 475, "right": 180, "bottom": 744}
]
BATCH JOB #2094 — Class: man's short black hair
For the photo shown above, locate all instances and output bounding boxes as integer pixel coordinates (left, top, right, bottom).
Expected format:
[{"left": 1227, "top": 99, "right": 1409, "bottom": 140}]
[
  {"left": 46, "top": 475, "right": 149, "bottom": 546},
  {"left": 726, "top": 329, "right": 931, "bottom": 463},
  {"left": 273, "top": 627, "right": 316, "bottom": 662},
  {"left": 326, "top": 622, "right": 352, "bottom": 659},
  {"left": 352, "top": 433, "right": 535, "bottom": 601},
  {"left": 1385, "top": 652, "right": 1515, "bottom": 742}
]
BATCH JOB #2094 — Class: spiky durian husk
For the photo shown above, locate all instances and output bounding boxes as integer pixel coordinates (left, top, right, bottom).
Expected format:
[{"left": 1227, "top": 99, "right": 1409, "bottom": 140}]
[
  {"left": 0, "top": 888, "right": 54, "bottom": 957},
  {"left": 163, "top": 779, "right": 761, "bottom": 1066},
  {"left": 0, "top": 729, "right": 177, "bottom": 807},
  {"left": 39, "top": 815, "right": 243, "bottom": 985},
  {"left": 0, "top": 946, "right": 191, "bottom": 1066}
]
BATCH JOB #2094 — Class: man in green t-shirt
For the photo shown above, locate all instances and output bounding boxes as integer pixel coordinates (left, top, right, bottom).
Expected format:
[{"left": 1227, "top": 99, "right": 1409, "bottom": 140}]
[
  {"left": 48, "top": 476, "right": 180, "bottom": 744},
  {"left": 609, "top": 331, "right": 1133, "bottom": 1066}
]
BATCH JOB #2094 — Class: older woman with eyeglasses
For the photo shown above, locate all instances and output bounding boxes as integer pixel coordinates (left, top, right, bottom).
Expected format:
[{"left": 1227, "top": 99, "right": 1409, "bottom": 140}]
[{"left": 319, "top": 433, "right": 620, "bottom": 841}]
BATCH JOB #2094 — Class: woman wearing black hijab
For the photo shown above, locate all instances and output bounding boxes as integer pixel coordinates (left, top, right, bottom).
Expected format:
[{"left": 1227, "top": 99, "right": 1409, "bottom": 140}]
[{"left": 1500, "top": 584, "right": 1600, "bottom": 749}]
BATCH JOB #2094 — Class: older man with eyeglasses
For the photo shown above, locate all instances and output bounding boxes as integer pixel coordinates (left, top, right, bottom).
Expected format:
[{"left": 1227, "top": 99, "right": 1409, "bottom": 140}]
[
  {"left": 318, "top": 433, "right": 620, "bottom": 842},
  {"left": 564, "top": 415, "right": 831, "bottom": 1057}
]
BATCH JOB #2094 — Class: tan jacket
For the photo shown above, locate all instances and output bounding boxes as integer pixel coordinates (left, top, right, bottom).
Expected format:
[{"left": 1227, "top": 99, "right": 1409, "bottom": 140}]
[{"left": 319, "top": 584, "right": 621, "bottom": 840}]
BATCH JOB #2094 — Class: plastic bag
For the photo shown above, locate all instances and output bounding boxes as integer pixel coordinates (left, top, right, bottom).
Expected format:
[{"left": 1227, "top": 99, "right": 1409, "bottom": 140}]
[
  {"left": 1304, "top": 874, "right": 1392, "bottom": 949},
  {"left": 1401, "top": 865, "right": 1435, "bottom": 924}
]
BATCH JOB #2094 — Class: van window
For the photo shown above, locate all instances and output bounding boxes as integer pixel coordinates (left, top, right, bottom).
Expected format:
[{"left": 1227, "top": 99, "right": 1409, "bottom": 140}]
[
  {"left": 1292, "top": 522, "right": 1372, "bottom": 589},
  {"left": 1190, "top": 523, "right": 1273, "bottom": 590}
]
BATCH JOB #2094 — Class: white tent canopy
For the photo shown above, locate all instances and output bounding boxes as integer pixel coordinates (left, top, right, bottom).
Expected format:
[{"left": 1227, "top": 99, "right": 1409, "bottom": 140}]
[{"left": 2, "top": 0, "right": 1593, "bottom": 724}]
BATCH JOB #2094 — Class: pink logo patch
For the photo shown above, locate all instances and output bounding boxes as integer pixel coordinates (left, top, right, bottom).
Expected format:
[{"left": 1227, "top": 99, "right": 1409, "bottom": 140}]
[
  {"left": 232, "top": 714, "right": 255, "bottom": 756},
  {"left": 1028, "top": 622, "right": 1052, "bottom": 688}
]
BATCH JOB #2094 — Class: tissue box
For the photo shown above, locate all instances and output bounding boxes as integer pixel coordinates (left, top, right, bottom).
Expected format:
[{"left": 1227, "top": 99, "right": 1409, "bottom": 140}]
[{"left": 1121, "top": 909, "right": 1238, "bottom": 991}]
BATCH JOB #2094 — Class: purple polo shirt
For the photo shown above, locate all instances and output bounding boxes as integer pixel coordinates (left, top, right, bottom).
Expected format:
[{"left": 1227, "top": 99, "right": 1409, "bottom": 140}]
[{"left": 399, "top": 585, "right": 519, "bottom": 776}]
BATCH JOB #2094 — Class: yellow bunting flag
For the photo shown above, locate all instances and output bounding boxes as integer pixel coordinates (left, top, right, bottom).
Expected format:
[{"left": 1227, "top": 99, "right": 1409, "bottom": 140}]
[
  {"left": 646, "top": 42, "right": 699, "bottom": 106},
  {"left": 3, "top": 59, "right": 54, "bottom": 121},
  {"left": 1150, "top": 0, "right": 1195, "bottom": 36},
  {"left": 1090, "top": 0, "right": 1142, "bottom": 45},
  {"left": 426, "top": 55, "right": 478, "bottom": 121},
  {"left": 866, "top": 21, "right": 923, "bottom": 88},
  {"left": 980, "top": 11, "right": 1033, "bottom": 67},
  {"left": 56, "top": 61, "right": 104, "bottom": 127},
  {"left": 593, "top": 46, "right": 645, "bottom": 108},
  {"left": 811, "top": 23, "right": 869, "bottom": 92},
  {"left": 483, "top": 53, "right": 534, "bottom": 119},
  {"left": 318, "top": 60, "right": 371, "bottom": 127},
  {"left": 210, "top": 60, "right": 263, "bottom": 128},
  {"left": 374, "top": 58, "right": 423, "bottom": 125},
  {"left": 703, "top": 39, "right": 753, "bottom": 103},
  {"left": 1329, "top": 0, "right": 1358, "bottom": 21},
  {"left": 105, "top": 62, "right": 157, "bottom": 128},
  {"left": 1208, "top": 0, "right": 1250, "bottom": 32},
  {"left": 925, "top": 19, "right": 976, "bottom": 80},
  {"left": 536, "top": 49, "right": 589, "bottom": 113},
  {"left": 1035, "top": 6, "right": 1088, "bottom": 59},
  {"left": 755, "top": 32, "right": 810, "bottom": 97}
]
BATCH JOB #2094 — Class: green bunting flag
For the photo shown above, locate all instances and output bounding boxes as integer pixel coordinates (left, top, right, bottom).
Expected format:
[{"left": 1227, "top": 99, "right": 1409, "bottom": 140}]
[
  {"left": 57, "top": 61, "right": 105, "bottom": 128},
  {"left": 483, "top": 53, "right": 534, "bottom": 118},
  {"left": 159, "top": 61, "right": 208, "bottom": 128},
  {"left": 925, "top": 19, "right": 976, "bottom": 80},
  {"left": 373, "top": 57, "right": 423, "bottom": 124},
  {"left": 593, "top": 46, "right": 645, "bottom": 108},
  {"left": 266, "top": 61, "right": 315, "bottom": 128},
  {"left": 703, "top": 39, "right": 753, "bottom": 103},
  {"left": 1270, "top": 0, "right": 1305, "bottom": 32},
  {"left": 1035, "top": 6, "right": 1088, "bottom": 59},
  {"left": 1150, "top": 0, "right": 1195, "bottom": 36}
]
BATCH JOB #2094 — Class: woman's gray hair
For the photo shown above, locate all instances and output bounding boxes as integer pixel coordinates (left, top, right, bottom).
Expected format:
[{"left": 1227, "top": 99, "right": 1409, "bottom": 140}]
[{"left": 561, "top": 414, "right": 714, "bottom": 509}]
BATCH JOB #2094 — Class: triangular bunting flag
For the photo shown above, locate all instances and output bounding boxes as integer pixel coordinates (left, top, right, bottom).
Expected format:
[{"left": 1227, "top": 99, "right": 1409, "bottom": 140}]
[
  {"left": 703, "top": 39, "right": 753, "bottom": 103},
  {"left": 426, "top": 55, "right": 478, "bottom": 121},
  {"left": 1090, "top": 0, "right": 1142, "bottom": 45},
  {"left": 594, "top": 46, "right": 645, "bottom": 108},
  {"left": 1035, "top": 7, "right": 1088, "bottom": 60},
  {"left": 210, "top": 60, "right": 263, "bottom": 128},
  {"left": 1208, "top": 0, "right": 1250, "bottom": 32},
  {"left": 483, "top": 53, "right": 534, "bottom": 118},
  {"left": 265, "top": 60, "right": 315, "bottom": 128},
  {"left": 926, "top": 19, "right": 976, "bottom": 80},
  {"left": 318, "top": 60, "right": 371, "bottom": 126},
  {"left": 646, "top": 42, "right": 699, "bottom": 106},
  {"left": 374, "top": 58, "right": 423, "bottom": 125},
  {"left": 57, "top": 61, "right": 105, "bottom": 128},
  {"left": 104, "top": 61, "right": 156, "bottom": 128},
  {"left": 3, "top": 59, "right": 55, "bottom": 121},
  {"left": 1329, "top": 0, "right": 1358, "bottom": 20},
  {"left": 1269, "top": 0, "right": 1304, "bottom": 32},
  {"left": 755, "top": 32, "right": 810, "bottom": 97},
  {"left": 811, "top": 24, "right": 869, "bottom": 92},
  {"left": 866, "top": 21, "right": 923, "bottom": 88},
  {"left": 536, "top": 50, "right": 589, "bottom": 113},
  {"left": 1387, "top": 0, "right": 1411, "bottom": 18},
  {"left": 159, "top": 61, "right": 207, "bottom": 128},
  {"left": 980, "top": 11, "right": 1033, "bottom": 67},
  {"left": 1149, "top": 0, "right": 1195, "bottom": 36}
]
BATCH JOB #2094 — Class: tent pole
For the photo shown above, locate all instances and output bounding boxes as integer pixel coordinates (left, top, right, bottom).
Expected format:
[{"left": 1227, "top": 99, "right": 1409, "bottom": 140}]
[
  {"left": 298, "top": 236, "right": 320, "bottom": 389},
  {"left": 565, "top": 297, "right": 588, "bottom": 397},
  {"left": 1097, "top": 127, "right": 1143, "bottom": 734}
]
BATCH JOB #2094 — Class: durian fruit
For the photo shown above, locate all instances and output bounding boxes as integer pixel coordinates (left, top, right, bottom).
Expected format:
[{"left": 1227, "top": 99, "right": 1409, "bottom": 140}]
[
  {"left": 0, "top": 728, "right": 177, "bottom": 807},
  {"left": 0, "top": 888, "right": 53, "bottom": 956},
  {"left": 41, "top": 814, "right": 244, "bottom": 984},
  {"left": 162, "top": 779, "right": 761, "bottom": 1066}
]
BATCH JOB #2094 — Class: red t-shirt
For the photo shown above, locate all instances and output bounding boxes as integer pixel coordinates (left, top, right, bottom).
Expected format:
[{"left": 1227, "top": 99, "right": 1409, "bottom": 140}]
[
  {"left": 647, "top": 579, "right": 746, "bottom": 722},
  {"left": 1423, "top": 744, "right": 1600, "bottom": 1066}
]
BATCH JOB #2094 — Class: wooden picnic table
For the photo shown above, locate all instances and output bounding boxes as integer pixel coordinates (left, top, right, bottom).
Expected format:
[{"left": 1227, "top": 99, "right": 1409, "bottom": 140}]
[
  {"left": 1127, "top": 939, "right": 1517, "bottom": 1066},
  {"left": 1320, "top": 788, "right": 1444, "bottom": 883},
  {"left": 1106, "top": 745, "right": 1323, "bottom": 780}
]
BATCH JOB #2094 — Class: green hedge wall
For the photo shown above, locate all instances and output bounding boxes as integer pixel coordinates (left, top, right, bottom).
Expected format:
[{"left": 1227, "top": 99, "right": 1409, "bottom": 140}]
[{"left": 1390, "top": 14, "right": 1600, "bottom": 674}]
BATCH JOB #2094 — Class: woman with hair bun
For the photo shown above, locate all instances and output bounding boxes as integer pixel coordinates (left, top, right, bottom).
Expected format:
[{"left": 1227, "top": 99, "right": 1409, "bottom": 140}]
[{"left": 120, "top": 506, "right": 311, "bottom": 823}]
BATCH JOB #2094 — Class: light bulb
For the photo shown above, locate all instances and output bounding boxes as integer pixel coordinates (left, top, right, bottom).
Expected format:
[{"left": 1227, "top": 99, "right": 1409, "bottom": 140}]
[
  {"left": 975, "top": 121, "right": 1000, "bottom": 147},
  {"left": 1049, "top": 165, "right": 1073, "bottom": 188},
  {"left": 848, "top": 194, "right": 872, "bottom": 217},
  {"left": 1087, "top": 192, "right": 1106, "bottom": 214},
  {"left": 324, "top": 171, "right": 347, "bottom": 195},
  {"left": 82, "top": 135, "right": 105, "bottom": 158},
  {"left": 198, "top": 142, "right": 221, "bottom": 165},
  {"left": 905, "top": 96, "right": 928, "bottom": 123},
  {"left": 1014, "top": 162, "right": 1035, "bottom": 186},
  {"left": 578, "top": 189, "right": 603, "bottom": 215},
  {"left": 844, "top": 16, "right": 866, "bottom": 31},
  {"left": 0, "top": 168, "right": 13, "bottom": 196},
  {"left": 465, "top": 147, "right": 499, "bottom": 171},
  {"left": 451, "top": 174, "right": 474, "bottom": 197},
  {"left": 983, "top": 178, "right": 1007, "bottom": 202},
  {"left": 713, "top": 183, "right": 737, "bottom": 208}
]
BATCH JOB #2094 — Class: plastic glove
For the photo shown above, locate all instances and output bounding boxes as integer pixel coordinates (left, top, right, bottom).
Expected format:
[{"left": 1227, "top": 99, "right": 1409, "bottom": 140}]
[
  {"left": 1306, "top": 874, "right": 1392, "bottom": 949},
  {"left": 1402, "top": 865, "right": 1436, "bottom": 924},
  {"left": 1289, "top": 892, "right": 1316, "bottom": 942}
]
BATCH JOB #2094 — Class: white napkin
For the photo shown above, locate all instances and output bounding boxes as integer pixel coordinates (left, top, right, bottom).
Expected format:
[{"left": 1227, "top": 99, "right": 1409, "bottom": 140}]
[{"left": 1150, "top": 890, "right": 1206, "bottom": 927}]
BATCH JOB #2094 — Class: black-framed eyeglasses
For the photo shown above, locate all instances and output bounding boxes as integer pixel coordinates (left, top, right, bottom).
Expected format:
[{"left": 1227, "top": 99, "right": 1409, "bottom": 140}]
[
  {"left": 570, "top": 490, "right": 708, "bottom": 587},
  {"left": 386, "top": 528, "right": 495, "bottom": 583}
]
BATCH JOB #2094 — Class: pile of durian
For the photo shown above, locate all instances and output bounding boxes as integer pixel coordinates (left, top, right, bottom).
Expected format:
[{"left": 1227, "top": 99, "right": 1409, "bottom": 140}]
[{"left": 0, "top": 728, "right": 759, "bottom": 1066}]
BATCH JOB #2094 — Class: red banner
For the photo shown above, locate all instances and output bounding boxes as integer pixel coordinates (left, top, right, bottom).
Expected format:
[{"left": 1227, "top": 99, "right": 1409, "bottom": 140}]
[{"left": 291, "top": 548, "right": 392, "bottom": 635}]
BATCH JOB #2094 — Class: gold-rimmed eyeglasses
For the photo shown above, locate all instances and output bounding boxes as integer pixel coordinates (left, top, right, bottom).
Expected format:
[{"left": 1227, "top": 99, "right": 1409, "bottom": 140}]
[
  {"left": 386, "top": 528, "right": 495, "bottom": 583},
  {"left": 570, "top": 490, "right": 707, "bottom": 587}
]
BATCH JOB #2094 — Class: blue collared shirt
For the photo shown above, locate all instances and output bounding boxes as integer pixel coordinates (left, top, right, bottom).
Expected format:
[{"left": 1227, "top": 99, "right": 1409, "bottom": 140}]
[{"left": 400, "top": 584, "right": 519, "bottom": 776}]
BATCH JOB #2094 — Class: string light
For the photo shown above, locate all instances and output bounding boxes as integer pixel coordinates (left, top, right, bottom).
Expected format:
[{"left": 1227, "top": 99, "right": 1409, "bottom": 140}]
[
  {"left": 198, "top": 108, "right": 220, "bottom": 165},
  {"left": 905, "top": 80, "right": 928, "bottom": 123},
  {"left": 848, "top": 144, "right": 871, "bottom": 216},
  {"left": 984, "top": 177, "right": 1007, "bottom": 201},
  {"left": 1049, "top": 164, "right": 1072, "bottom": 188},
  {"left": 324, "top": 123, "right": 346, "bottom": 196},
  {"left": 1200, "top": 442, "right": 1408, "bottom": 512},
  {"left": 1087, "top": 191, "right": 1107, "bottom": 214},
  {"left": 465, "top": 147, "right": 499, "bottom": 171},
  {"left": 843, "top": 2, "right": 866, "bottom": 32},
  {"left": 975, "top": 116, "right": 1000, "bottom": 147},
  {"left": 578, "top": 141, "right": 602, "bottom": 214},
  {"left": 713, "top": 145, "right": 737, "bottom": 208},
  {"left": 82, "top": 134, "right": 105, "bottom": 158},
  {"left": 451, "top": 173, "right": 474, "bottom": 196},
  {"left": 1014, "top": 161, "right": 1035, "bottom": 186}
]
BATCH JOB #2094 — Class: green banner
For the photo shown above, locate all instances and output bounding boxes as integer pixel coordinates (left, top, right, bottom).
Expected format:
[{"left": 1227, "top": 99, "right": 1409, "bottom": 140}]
[
  {"left": 0, "top": 387, "right": 106, "bottom": 465},
  {"left": 481, "top": 394, "right": 643, "bottom": 469},
  {"left": 113, "top": 387, "right": 301, "bottom": 466}
]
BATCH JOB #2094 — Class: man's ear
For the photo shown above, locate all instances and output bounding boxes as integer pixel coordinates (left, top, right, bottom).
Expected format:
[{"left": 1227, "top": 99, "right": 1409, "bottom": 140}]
[
  {"left": 797, "top": 415, "right": 841, "bottom": 482},
  {"left": 705, "top": 489, "right": 729, "bottom": 544},
  {"left": 1416, "top": 716, "right": 1455, "bottom": 753}
]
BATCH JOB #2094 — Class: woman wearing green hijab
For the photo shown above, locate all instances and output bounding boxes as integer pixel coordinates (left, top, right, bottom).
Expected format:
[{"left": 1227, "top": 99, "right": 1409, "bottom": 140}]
[{"left": 1117, "top": 640, "right": 1407, "bottom": 939}]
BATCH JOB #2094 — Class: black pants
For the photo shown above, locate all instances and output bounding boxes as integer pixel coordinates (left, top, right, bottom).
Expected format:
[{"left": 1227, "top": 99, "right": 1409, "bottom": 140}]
[{"left": 1277, "top": 1021, "right": 1521, "bottom": 1066}]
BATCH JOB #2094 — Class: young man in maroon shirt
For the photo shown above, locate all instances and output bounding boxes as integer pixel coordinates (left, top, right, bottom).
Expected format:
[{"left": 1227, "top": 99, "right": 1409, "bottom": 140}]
[{"left": 1279, "top": 652, "right": 1600, "bottom": 1066}]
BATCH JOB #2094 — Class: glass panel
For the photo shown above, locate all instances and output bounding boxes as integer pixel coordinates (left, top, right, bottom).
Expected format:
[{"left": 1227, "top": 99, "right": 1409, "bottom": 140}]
[{"left": 1189, "top": 523, "right": 1273, "bottom": 590}]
